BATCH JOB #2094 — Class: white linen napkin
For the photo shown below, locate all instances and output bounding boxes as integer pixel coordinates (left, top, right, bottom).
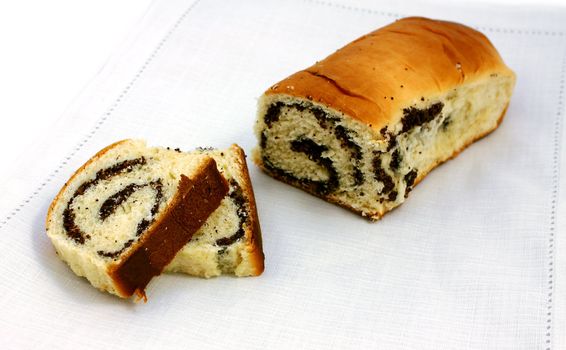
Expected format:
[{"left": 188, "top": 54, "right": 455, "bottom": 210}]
[{"left": 1, "top": 0, "right": 565, "bottom": 348}]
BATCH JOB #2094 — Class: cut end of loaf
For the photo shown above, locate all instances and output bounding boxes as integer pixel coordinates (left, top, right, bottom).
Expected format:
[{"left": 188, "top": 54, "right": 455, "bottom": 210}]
[{"left": 254, "top": 74, "right": 515, "bottom": 220}]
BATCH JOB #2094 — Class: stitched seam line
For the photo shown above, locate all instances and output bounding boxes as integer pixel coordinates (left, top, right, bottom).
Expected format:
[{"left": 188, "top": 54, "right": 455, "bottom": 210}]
[
  {"left": 545, "top": 52, "right": 565, "bottom": 350},
  {"left": 304, "top": 0, "right": 565, "bottom": 35},
  {"left": 1, "top": 13, "right": 565, "bottom": 349},
  {"left": 1, "top": 1, "right": 562, "bottom": 230},
  {"left": 0, "top": 0, "right": 201, "bottom": 230},
  {"left": 0, "top": 1, "right": 563, "bottom": 346}
]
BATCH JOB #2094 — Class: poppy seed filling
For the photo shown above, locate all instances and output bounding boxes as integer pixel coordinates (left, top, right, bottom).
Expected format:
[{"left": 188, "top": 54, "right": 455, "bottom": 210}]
[
  {"left": 259, "top": 101, "right": 441, "bottom": 207},
  {"left": 215, "top": 180, "right": 248, "bottom": 247},
  {"left": 62, "top": 156, "right": 167, "bottom": 259},
  {"left": 255, "top": 18, "right": 515, "bottom": 220}
]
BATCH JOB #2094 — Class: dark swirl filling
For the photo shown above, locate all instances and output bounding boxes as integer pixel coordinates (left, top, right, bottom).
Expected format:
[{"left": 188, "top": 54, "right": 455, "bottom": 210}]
[
  {"left": 290, "top": 137, "right": 339, "bottom": 195},
  {"left": 97, "top": 180, "right": 163, "bottom": 259},
  {"left": 372, "top": 154, "right": 397, "bottom": 202},
  {"left": 62, "top": 156, "right": 165, "bottom": 259},
  {"left": 215, "top": 180, "right": 248, "bottom": 247},
  {"left": 261, "top": 101, "right": 444, "bottom": 202},
  {"left": 63, "top": 157, "right": 147, "bottom": 244},
  {"left": 401, "top": 102, "right": 444, "bottom": 133},
  {"left": 334, "top": 125, "right": 364, "bottom": 186},
  {"left": 403, "top": 169, "right": 418, "bottom": 198},
  {"left": 261, "top": 103, "right": 359, "bottom": 196}
]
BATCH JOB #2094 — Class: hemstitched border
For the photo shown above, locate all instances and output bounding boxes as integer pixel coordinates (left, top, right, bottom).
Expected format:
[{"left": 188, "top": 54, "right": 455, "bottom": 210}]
[
  {"left": 304, "top": 0, "right": 565, "bottom": 36},
  {"left": 0, "top": 0, "right": 202, "bottom": 229},
  {"left": 545, "top": 53, "right": 565, "bottom": 350},
  {"left": 2, "top": 0, "right": 563, "bottom": 229},
  {"left": 0, "top": 3, "right": 564, "bottom": 348}
]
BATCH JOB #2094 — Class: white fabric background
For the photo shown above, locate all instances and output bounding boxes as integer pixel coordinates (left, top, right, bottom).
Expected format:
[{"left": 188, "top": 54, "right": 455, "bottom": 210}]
[
  {"left": 0, "top": 0, "right": 565, "bottom": 349},
  {"left": 0, "top": 0, "right": 152, "bottom": 176}
]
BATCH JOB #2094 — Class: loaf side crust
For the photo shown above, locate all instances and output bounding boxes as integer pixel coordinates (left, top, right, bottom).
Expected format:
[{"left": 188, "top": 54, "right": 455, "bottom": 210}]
[{"left": 229, "top": 145, "right": 265, "bottom": 276}]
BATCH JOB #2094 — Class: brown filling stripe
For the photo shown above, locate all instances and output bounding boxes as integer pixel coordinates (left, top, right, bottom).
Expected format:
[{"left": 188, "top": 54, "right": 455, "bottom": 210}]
[
  {"left": 63, "top": 157, "right": 147, "bottom": 245},
  {"left": 110, "top": 160, "right": 229, "bottom": 299},
  {"left": 215, "top": 180, "right": 248, "bottom": 246},
  {"left": 261, "top": 101, "right": 436, "bottom": 202}
]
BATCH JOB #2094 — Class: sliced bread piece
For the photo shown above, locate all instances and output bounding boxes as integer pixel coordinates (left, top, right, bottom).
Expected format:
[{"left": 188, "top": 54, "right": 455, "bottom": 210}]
[
  {"left": 166, "top": 145, "right": 264, "bottom": 278},
  {"left": 46, "top": 139, "right": 228, "bottom": 299}
]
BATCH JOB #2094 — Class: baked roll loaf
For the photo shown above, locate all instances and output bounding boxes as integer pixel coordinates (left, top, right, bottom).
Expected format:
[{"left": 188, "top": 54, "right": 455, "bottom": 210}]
[
  {"left": 254, "top": 17, "right": 516, "bottom": 220},
  {"left": 166, "top": 145, "right": 264, "bottom": 277},
  {"left": 46, "top": 140, "right": 229, "bottom": 299}
]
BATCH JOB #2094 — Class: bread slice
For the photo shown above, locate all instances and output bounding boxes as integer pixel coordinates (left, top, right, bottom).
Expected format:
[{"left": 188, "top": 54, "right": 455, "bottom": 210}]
[
  {"left": 165, "top": 145, "right": 264, "bottom": 277},
  {"left": 46, "top": 140, "right": 228, "bottom": 299},
  {"left": 253, "top": 17, "right": 516, "bottom": 220}
]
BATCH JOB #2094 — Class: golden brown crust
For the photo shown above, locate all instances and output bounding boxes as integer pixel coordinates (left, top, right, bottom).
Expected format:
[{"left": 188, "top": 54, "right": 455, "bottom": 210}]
[
  {"left": 109, "top": 158, "right": 229, "bottom": 299},
  {"left": 265, "top": 17, "right": 515, "bottom": 132},
  {"left": 229, "top": 145, "right": 264, "bottom": 275}
]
